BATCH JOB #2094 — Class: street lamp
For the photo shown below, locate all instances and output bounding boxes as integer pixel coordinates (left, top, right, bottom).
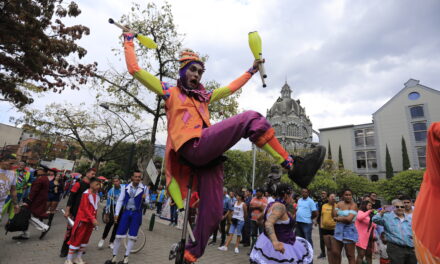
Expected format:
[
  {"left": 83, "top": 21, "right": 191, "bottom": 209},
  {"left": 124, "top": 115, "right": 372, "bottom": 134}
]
[{"left": 99, "top": 103, "right": 137, "bottom": 180}]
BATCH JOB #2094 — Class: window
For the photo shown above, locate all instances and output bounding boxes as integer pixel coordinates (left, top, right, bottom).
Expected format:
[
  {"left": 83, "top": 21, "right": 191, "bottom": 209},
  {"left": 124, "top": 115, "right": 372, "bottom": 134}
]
[
  {"left": 413, "top": 122, "right": 427, "bottom": 142},
  {"left": 408, "top": 92, "right": 420, "bottom": 100},
  {"left": 370, "top": 175, "right": 379, "bottom": 182},
  {"left": 356, "top": 150, "right": 377, "bottom": 170},
  {"left": 287, "top": 125, "right": 294, "bottom": 137},
  {"left": 410, "top": 106, "right": 424, "bottom": 118},
  {"left": 354, "top": 128, "right": 375, "bottom": 147},
  {"left": 367, "top": 151, "right": 377, "bottom": 169},
  {"left": 356, "top": 152, "right": 366, "bottom": 169},
  {"left": 417, "top": 147, "right": 426, "bottom": 168}
]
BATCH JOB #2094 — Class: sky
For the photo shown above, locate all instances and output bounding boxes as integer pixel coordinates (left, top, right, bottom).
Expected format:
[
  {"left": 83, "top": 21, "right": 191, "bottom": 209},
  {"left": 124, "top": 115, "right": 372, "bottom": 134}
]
[{"left": 1, "top": 0, "right": 440, "bottom": 150}]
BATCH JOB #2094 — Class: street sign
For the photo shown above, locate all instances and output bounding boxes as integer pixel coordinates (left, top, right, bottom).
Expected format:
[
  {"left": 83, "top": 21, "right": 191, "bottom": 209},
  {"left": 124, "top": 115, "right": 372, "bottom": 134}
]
[{"left": 146, "top": 159, "right": 158, "bottom": 183}]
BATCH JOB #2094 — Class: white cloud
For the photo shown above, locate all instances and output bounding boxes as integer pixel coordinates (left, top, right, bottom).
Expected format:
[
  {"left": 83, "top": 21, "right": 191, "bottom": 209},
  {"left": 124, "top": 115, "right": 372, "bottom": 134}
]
[{"left": 2, "top": 0, "right": 440, "bottom": 152}]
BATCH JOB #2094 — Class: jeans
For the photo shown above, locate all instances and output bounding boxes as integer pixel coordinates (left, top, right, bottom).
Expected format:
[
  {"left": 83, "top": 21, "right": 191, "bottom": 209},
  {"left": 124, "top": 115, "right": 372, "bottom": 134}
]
[
  {"left": 170, "top": 204, "right": 178, "bottom": 224},
  {"left": 387, "top": 243, "right": 417, "bottom": 264},
  {"left": 156, "top": 202, "right": 163, "bottom": 214},
  {"left": 296, "top": 222, "right": 314, "bottom": 248}
]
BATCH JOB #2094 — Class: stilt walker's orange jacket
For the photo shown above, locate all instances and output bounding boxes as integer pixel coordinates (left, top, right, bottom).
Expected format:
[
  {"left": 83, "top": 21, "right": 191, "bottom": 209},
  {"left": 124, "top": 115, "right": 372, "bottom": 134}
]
[{"left": 413, "top": 122, "right": 440, "bottom": 263}]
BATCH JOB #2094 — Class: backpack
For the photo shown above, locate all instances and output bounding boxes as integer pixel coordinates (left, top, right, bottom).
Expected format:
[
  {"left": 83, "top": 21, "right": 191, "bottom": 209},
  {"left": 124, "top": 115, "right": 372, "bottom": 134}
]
[{"left": 5, "top": 206, "right": 31, "bottom": 233}]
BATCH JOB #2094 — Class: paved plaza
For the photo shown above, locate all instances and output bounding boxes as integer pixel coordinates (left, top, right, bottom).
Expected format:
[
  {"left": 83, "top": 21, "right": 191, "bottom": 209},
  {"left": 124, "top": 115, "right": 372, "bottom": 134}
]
[{"left": 0, "top": 200, "right": 363, "bottom": 264}]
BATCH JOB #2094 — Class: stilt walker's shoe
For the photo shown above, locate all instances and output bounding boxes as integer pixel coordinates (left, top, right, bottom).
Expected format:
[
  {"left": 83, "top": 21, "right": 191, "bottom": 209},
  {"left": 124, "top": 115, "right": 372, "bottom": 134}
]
[{"left": 288, "top": 145, "right": 326, "bottom": 188}]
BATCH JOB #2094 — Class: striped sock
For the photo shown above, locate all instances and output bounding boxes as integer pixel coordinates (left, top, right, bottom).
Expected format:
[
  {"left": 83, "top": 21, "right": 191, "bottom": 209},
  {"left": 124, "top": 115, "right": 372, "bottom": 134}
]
[{"left": 67, "top": 246, "right": 76, "bottom": 261}]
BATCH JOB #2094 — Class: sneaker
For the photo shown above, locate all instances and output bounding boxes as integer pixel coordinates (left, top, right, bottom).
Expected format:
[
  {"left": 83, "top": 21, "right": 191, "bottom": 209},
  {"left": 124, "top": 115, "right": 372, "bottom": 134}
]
[
  {"left": 318, "top": 253, "right": 326, "bottom": 259},
  {"left": 12, "top": 234, "right": 29, "bottom": 240},
  {"left": 64, "top": 260, "right": 74, "bottom": 264},
  {"left": 234, "top": 247, "right": 239, "bottom": 254},
  {"left": 73, "top": 257, "right": 86, "bottom": 264},
  {"left": 288, "top": 145, "right": 326, "bottom": 188},
  {"left": 218, "top": 246, "right": 228, "bottom": 251},
  {"left": 98, "top": 239, "right": 105, "bottom": 249},
  {"left": 208, "top": 240, "right": 216, "bottom": 246},
  {"left": 121, "top": 256, "right": 129, "bottom": 264},
  {"left": 109, "top": 243, "right": 114, "bottom": 249}
]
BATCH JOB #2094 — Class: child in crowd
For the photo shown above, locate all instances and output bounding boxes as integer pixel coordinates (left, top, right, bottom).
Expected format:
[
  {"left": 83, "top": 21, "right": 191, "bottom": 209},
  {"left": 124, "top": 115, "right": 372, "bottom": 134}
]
[
  {"left": 378, "top": 232, "right": 391, "bottom": 264},
  {"left": 65, "top": 177, "right": 101, "bottom": 264}
]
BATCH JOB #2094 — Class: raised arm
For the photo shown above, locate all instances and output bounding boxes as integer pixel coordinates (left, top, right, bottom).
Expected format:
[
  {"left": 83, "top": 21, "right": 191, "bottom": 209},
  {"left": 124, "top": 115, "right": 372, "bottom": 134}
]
[
  {"left": 123, "top": 33, "right": 166, "bottom": 97},
  {"left": 209, "top": 60, "right": 263, "bottom": 103}
]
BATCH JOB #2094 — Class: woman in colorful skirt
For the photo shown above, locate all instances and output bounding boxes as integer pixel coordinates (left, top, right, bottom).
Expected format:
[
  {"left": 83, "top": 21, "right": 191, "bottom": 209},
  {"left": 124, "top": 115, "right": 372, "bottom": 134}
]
[{"left": 250, "top": 183, "right": 313, "bottom": 264}]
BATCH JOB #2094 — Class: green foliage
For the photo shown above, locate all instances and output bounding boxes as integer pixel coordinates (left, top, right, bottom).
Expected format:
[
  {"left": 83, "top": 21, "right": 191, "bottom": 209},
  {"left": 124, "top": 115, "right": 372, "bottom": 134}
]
[
  {"left": 98, "top": 161, "right": 125, "bottom": 179},
  {"left": 280, "top": 166, "right": 378, "bottom": 199},
  {"left": 1, "top": 0, "right": 96, "bottom": 107},
  {"left": 385, "top": 145, "right": 394, "bottom": 179},
  {"left": 75, "top": 161, "right": 91, "bottom": 176},
  {"left": 378, "top": 170, "right": 424, "bottom": 200},
  {"left": 205, "top": 80, "right": 241, "bottom": 121},
  {"left": 338, "top": 145, "right": 344, "bottom": 169},
  {"left": 401, "top": 137, "right": 411, "bottom": 171},
  {"left": 223, "top": 149, "right": 273, "bottom": 191},
  {"left": 327, "top": 141, "right": 332, "bottom": 160}
]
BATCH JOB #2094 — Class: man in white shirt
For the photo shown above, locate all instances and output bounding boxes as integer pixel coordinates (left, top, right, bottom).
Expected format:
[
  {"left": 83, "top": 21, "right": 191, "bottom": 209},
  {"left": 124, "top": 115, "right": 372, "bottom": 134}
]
[{"left": 0, "top": 154, "right": 20, "bottom": 221}]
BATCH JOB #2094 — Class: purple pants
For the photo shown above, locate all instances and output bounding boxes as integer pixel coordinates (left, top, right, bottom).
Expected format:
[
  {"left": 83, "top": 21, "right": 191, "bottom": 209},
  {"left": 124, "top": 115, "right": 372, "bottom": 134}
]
[{"left": 179, "top": 110, "right": 271, "bottom": 258}]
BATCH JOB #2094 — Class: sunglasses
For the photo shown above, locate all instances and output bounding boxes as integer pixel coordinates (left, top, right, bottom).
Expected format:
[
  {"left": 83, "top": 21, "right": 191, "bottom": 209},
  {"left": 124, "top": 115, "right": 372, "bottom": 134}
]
[{"left": 395, "top": 206, "right": 405, "bottom": 209}]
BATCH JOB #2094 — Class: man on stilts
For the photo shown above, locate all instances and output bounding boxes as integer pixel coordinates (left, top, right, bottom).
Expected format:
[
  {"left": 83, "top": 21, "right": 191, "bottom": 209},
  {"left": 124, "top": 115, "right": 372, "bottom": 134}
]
[{"left": 121, "top": 31, "right": 325, "bottom": 263}]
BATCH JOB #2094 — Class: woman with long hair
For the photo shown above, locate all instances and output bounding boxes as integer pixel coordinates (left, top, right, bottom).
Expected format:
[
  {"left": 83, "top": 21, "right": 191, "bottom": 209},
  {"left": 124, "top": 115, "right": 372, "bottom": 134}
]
[
  {"left": 250, "top": 183, "right": 313, "bottom": 264},
  {"left": 332, "top": 189, "right": 358, "bottom": 264},
  {"left": 320, "top": 193, "right": 337, "bottom": 264},
  {"left": 47, "top": 169, "right": 62, "bottom": 227},
  {"left": 355, "top": 200, "right": 376, "bottom": 264},
  {"left": 218, "top": 192, "right": 247, "bottom": 254}
]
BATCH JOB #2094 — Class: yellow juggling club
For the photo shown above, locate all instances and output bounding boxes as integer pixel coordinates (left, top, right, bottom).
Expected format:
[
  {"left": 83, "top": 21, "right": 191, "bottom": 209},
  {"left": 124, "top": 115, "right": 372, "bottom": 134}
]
[
  {"left": 248, "top": 31, "right": 267, "bottom": 88},
  {"left": 109, "top": 18, "right": 158, "bottom": 49}
]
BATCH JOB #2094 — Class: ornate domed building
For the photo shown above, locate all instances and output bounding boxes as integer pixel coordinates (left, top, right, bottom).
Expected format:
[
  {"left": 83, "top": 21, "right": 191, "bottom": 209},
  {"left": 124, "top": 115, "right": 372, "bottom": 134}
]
[{"left": 266, "top": 82, "right": 313, "bottom": 151}]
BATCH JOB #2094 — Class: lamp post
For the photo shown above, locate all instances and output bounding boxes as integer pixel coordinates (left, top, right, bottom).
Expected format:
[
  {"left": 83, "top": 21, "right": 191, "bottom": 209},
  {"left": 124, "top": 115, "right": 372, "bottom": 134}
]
[
  {"left": 252, "top": 143, "right": 256, "bottom": 191},
  {"left": 99, "top": 103, "right": 136, "bottom": 180}
]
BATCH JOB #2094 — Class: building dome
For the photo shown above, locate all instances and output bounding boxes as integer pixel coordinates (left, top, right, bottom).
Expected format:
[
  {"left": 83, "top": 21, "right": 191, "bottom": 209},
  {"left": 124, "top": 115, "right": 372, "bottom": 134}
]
[{"left": 266, "top": 82, "right": 313, "bottom": 151}]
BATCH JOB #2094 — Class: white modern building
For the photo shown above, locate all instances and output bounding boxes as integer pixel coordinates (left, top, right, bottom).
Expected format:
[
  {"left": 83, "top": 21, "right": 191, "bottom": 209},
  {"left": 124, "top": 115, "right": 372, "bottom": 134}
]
[{"left": 319, "top": 79, "right": 440, "bottom": 181}]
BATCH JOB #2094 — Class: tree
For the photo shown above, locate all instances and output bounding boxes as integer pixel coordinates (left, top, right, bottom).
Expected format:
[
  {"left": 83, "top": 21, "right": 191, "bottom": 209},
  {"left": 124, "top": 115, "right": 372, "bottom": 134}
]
[
  {"left": 327, "top": 141, "right": 332, "bottom": 160},
  {"left": 222, "top": 149, "right": 273, "bottom": 191},
  {"left": 385, "top": 145, "right": 394, "bottom": 179},
  {"left": 401, "top": 136, "right": 411, "bottom": 170},
  {"left": 16, "top": 103, "right": 148, "bottom": 171},
  {"left": 1, "top": 0, "right": 97, "bottom": 107},
  {"left": 338, "top": 145, "right": 344, "bottom": 169},
  {"left": 378, "top": 170, "right": 424, "bottom": 200}
]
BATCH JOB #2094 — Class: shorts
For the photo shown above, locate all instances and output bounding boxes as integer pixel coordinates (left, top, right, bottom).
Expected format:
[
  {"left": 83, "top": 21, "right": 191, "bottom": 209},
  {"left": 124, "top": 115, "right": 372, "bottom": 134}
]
[
  {"left": 334, "top": 222, "right": 358, "bottom": 243},
  {"left": 48, "top": 193, "right": 61, "bottom": 202},
  {"left": 321, "top": 228, "right": 335, "bottom": 236},
  {"left": 229, "top": 219, "right": 245, "bottom": 235},
  {"left": 116, "top": 210, "right": 142, "bottom": 239},
  {"left": 68, "top": 221, "right": 94, "bottom": 248}
]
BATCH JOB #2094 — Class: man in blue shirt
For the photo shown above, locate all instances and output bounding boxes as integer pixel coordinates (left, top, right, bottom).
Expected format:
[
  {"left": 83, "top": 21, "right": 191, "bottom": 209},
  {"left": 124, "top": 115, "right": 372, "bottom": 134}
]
[
  {"left": 296, "top": 188, "right": 318, "bottom": 249},
  {"left": 372, "top": 199, "right": 416, "bottom": 264},
  {"left": 98, "top": 177, "right": 122, "bottom": 249},
  {"left": 209, "top": 187, "right": 233, "bottom": 246}
]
